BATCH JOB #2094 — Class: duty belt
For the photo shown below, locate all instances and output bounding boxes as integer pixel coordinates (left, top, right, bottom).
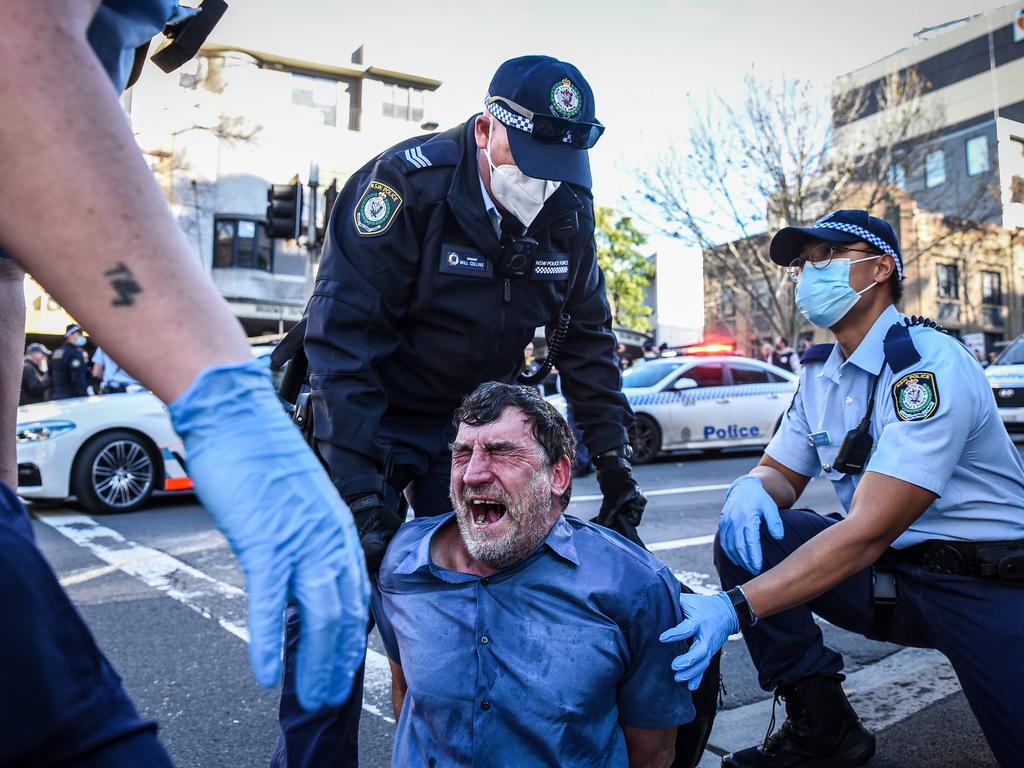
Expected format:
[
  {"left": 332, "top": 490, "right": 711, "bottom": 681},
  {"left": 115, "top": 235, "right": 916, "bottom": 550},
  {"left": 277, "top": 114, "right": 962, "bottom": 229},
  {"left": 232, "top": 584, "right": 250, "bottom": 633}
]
[{"left": 886, "top": 539, "right": 1024, "bottom": 583}]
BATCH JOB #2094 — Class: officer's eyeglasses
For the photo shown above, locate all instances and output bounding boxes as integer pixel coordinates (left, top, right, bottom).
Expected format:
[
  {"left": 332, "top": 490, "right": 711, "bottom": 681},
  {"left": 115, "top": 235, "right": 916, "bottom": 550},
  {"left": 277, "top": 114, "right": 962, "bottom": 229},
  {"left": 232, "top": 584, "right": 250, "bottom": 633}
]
[
  {"left": 787, "top": 244, "right": 882, "bottom": 282},
  {"left": 485, "top": 96, "right": 605, "bottom": 149}
]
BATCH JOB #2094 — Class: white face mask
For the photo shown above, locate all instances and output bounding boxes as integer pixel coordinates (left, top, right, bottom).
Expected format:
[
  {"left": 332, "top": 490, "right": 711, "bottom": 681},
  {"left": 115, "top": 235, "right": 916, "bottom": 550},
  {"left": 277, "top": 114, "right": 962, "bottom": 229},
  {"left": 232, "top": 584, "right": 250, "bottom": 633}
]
[{"left": 484, "top": 118, "right": 560, "bottom": 228}]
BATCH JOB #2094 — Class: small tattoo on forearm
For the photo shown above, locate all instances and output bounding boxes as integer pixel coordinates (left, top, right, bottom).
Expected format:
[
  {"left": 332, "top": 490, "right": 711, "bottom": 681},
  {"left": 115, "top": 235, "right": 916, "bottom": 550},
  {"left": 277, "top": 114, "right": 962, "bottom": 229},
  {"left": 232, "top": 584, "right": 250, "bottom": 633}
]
[{"left": 104, "top": 262, "right": 143, "bottom": 307}]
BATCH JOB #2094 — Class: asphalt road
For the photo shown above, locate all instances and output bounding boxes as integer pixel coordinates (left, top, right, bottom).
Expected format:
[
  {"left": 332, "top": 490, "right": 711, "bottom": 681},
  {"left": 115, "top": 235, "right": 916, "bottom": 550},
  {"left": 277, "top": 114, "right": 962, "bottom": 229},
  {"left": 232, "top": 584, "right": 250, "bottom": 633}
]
[{"left": 28, "top": 447, "right": 1010, "bottom": 768}]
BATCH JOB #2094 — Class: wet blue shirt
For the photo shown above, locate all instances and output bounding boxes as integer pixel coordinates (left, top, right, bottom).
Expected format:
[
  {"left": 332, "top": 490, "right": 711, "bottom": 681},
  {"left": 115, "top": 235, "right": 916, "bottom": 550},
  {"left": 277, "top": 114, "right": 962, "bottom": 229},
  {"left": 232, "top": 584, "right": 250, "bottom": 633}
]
[
  {"left": 376, "top": 513, "right": 694, "bottom": 768},
  {"left": 767, "top": 304, "right": 1024, "bottom": 547}
]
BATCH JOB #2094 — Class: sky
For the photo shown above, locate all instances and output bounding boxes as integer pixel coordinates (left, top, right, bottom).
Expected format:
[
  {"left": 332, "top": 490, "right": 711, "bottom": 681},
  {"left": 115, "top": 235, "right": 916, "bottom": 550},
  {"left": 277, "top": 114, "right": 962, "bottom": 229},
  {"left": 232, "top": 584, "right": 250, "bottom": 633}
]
[{"left": 211, "top": 0, "right": 1010, "bottom": 341}]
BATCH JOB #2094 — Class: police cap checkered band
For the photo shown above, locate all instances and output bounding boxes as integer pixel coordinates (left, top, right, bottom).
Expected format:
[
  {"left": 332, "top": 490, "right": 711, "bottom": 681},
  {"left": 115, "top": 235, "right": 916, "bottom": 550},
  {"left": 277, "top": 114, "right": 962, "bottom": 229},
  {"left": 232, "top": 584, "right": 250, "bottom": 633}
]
[
  {"left": 769, "top": 209, "right": 904, "bottom": 281},
  {"left": 486, "top": 101, "right": 575, "bottom": 145},
  {"left": 812, "top": 222, "right": 903, "bottom": 279}
]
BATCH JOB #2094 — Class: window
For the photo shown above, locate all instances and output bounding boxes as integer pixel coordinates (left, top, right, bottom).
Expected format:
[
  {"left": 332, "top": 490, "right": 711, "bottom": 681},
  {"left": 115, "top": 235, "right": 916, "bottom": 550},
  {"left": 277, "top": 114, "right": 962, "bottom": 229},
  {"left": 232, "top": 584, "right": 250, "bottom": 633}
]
[
  {"left": 682, "top": 363, "right": 724, "bottom": 388},
  {"left": 720, "top": 287, "right": 736, "bottom": 317},
  {"left": 621, "top": 362, "right": 683, "bottom": 389},
  {"left": 728, "top": 364, "right": 769, "bottom": 385},
  {"left": 966, "top": 135, "right": 990, "bottom": 176},
  {"left": 925, "top": 149, "right": 946, "bottom": 188},
  {"left": 936, "top": 263, "right": 959, "bottom": 299},
  {"left": 382, "top": 85, "right": 425, "bottom": 123},
  {"left": 982, "top": 271, "right": 1003, "bottom": 304},
  {"left": 291, "top": 73, "right": 338, "bottom": 127},
  {"left": 213, "top": 217, "right": 274, "bottom": 272},
  {"left": 886, "top": 162, "right": 906, "bottom": 188}
]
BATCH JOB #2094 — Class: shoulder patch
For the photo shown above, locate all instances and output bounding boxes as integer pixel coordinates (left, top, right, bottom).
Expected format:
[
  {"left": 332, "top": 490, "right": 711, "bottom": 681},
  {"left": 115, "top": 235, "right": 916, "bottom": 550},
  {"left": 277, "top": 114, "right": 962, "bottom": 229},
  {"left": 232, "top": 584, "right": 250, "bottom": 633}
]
[
  {"left": 353, "top": 181, "right": 403, "bottom": 237},
  {"left": 891, "top": 371, "right": 939, "bottom": 421}
]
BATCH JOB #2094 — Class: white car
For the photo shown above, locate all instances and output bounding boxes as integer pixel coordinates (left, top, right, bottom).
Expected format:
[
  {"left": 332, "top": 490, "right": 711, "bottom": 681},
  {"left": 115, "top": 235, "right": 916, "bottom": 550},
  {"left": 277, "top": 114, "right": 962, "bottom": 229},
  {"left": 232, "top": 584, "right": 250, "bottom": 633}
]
[
  {"left": 551, "top": 356, "right": 799, "bottom": 464},
  {"left": 985, "top": 335, "right": 1024, "bottom": 433},
  {"left": 16, "top": 391, "right": 192, "bottom": 514}
]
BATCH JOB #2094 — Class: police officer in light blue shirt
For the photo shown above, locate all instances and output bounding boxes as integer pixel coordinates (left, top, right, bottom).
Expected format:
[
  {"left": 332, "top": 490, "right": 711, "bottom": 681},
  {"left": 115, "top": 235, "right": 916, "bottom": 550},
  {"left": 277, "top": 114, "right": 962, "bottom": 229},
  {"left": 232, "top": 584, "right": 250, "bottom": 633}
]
[{"left": 658, "top": 210, "right": 1024, "bottom": 768}]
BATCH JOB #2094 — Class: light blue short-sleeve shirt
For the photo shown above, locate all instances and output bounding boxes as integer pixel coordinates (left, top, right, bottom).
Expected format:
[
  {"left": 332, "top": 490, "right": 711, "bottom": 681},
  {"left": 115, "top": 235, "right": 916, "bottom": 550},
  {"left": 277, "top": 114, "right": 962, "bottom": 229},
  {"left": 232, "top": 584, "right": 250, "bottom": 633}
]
[{"left": 766, "top": 304, "right": 1024, "bottom": 548}]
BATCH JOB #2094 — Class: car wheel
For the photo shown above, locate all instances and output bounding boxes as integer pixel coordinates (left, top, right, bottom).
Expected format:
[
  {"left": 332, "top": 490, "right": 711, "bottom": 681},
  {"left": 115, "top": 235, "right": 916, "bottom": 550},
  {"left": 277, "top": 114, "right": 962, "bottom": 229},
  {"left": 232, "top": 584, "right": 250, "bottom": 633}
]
[
  {"left": 73, "top": 430, "right": 158, "bottom": 514},
  {"left": 629, "top": 414, "right": 661, "bottom": 465}
]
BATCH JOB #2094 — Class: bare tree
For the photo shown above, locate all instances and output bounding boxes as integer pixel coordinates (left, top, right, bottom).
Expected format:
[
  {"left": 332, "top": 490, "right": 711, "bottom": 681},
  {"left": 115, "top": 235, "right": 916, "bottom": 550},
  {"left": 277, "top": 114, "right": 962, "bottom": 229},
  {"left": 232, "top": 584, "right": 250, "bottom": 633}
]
[{"left": 636, "top": 70, "right": 999, "bottom": 343}]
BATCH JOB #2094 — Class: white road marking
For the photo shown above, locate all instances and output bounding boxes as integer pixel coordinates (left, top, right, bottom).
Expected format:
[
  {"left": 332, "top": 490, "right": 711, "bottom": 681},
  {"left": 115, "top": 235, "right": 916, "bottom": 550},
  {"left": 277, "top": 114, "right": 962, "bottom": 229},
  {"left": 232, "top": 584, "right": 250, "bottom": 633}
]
[
  {"left": 571, "top": 483, "right": 730, "bottom": 503},
  {"left": 700, "top": 647, "right": 961, "bottom": 761},
  {"left": 651, "top": 533, "right": 716, "bottom": 551},
  {"left": 36, "top": 511, "right": 394, "bottom": 722}
]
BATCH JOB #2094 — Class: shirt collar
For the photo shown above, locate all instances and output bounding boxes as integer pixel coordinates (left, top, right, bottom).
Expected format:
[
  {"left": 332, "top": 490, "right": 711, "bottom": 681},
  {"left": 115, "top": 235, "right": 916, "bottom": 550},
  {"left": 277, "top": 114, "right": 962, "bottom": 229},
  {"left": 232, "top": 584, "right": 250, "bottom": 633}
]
[
  {"left": 476, "top": 156, "right": 502, "bottom": 236},
  {"left": 393, "top": 512, "right": 580, "bottom": 577},
  {"left": 820, "top": 304, "right": 900, "bottom": 381}
]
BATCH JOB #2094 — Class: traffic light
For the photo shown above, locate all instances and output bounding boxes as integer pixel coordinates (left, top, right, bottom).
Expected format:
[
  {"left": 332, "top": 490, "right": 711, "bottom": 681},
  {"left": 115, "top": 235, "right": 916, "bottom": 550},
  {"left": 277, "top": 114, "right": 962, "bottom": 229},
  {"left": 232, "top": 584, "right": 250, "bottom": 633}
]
[
  {"left": 317, "top": 179, "right": 339, "bottom": 246},
  {"left": 266, "top": 176, "right": 303, "bottom": 240}
]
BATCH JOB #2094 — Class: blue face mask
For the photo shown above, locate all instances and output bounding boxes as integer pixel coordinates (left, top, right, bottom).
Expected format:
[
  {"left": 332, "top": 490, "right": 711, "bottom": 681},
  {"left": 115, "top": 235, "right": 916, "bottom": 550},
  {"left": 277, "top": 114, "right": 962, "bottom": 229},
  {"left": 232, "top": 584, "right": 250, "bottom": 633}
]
[
  {"left": 795, "top": 255, "right": 880, "bottom": 329},
  {"left": 73, "top": 336, "right": 88, "bottom": 347}
]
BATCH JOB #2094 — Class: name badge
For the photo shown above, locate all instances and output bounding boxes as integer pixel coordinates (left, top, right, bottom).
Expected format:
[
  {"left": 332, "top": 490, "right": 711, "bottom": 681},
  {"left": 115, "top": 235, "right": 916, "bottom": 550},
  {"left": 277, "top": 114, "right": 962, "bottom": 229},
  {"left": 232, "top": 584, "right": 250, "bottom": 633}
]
[
  {"left": 807, "top": 431, "right": 830, "bottom": 447},
  {"left": 439, "top": 244, "right": 492, "bottom": 278}
]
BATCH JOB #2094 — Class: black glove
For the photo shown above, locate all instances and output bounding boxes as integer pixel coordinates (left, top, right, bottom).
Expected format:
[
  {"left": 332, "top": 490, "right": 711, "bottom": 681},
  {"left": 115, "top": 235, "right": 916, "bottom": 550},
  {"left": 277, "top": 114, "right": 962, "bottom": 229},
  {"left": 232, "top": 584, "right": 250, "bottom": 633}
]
[
  {"left": 346, "top": 494, "right": 405, "bottom": 571},
  {"left": 590, "top": 451, "right": 647, "bottom": 548}
]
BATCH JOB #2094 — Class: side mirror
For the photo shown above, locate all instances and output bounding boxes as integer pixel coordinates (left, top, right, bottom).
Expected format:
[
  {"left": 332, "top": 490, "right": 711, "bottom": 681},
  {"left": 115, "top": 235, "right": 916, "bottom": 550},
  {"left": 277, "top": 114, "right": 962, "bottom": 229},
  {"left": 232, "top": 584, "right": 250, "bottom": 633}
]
[{"left": 672, "top": 377, "right": 699, "bottom": 391}]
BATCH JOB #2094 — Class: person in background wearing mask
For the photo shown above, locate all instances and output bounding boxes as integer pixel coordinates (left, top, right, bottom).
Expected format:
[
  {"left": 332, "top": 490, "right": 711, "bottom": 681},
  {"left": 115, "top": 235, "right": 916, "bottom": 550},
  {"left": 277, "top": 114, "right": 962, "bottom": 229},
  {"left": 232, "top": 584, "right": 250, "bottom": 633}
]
[
  {"left": 50, "top": 324, "right": 92, "bottom": 399},
  {"left": 773, "top": 336, "right": 800, "bottom": 374},
  {"left": 660, "top": 210, "right": 1024, "bottom": 767},
  {"left": 288, "top": 55, "right": 656, "bottom": 767},
  {"left": 20, "top": 342, "right": 51, "bottom": 405}
]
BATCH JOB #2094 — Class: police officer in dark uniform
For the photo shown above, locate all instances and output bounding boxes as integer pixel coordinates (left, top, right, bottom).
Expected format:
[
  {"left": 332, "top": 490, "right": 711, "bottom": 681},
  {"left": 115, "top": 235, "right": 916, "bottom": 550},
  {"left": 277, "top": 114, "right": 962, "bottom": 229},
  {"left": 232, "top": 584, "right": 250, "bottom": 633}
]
[
  {"left": 275, "top": 55, "right": 652, "bottom": 767},
  {"left": 50, "top": 324, "right": 92, "bottom": 399},
  {"left": 661, "top": 211, "right": 1024, "bottom": 767}
]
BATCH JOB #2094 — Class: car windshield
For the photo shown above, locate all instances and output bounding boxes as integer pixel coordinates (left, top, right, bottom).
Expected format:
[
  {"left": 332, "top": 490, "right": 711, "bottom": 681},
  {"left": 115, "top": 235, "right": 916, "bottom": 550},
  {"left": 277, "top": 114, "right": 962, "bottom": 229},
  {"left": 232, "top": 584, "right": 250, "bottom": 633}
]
[
  {"left": 995, "top": 336, "right": 1024, "bottom": 365},
  {"left": 622, "top": 362, "right": 683, "bottom": 388}
]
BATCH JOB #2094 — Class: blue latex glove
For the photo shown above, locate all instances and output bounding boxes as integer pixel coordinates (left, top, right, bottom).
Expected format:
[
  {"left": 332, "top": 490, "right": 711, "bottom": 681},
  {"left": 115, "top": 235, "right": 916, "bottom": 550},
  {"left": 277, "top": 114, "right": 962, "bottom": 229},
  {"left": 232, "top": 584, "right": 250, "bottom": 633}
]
[
  {"left": 719, "top": 475, "right": 784, "bottom": 574},
  {"left": 660, "top": 592, "right": 739, "bottom": 690},
  {"left": 169, "top": 358, "right": 369, "bottom": 711}
]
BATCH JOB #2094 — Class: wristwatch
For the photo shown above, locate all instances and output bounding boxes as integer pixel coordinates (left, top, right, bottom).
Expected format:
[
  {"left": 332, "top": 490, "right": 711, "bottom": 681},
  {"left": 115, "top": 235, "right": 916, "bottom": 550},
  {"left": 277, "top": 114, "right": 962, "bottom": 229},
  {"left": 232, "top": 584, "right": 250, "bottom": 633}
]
[
  {"left": 726, "top": 586, "right": 759, "bottom": 629},
  {"left": 594, "top": 444, "right": 634, "bottom": 463}
]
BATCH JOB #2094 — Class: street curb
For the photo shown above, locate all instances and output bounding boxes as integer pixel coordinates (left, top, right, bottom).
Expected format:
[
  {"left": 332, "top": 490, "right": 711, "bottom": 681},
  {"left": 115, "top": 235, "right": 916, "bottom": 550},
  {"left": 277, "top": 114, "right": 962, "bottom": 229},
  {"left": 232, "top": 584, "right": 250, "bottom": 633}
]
[{"left": 698, "top": 646, "right": 959, "bottom": 764}]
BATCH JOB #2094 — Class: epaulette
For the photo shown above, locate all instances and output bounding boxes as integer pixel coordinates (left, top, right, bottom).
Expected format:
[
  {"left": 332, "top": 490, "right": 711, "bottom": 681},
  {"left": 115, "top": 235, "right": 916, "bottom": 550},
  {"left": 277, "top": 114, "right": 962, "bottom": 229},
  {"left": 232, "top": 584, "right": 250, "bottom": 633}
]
[
  {"left": 883, "top": 321, "right": 921, "bottom": 374},
  {"left": 799, "top": 343, "right": 834, "bottom": 364},
  {"left": 393, "top": 139, "right": 460, "bottom": 173}
]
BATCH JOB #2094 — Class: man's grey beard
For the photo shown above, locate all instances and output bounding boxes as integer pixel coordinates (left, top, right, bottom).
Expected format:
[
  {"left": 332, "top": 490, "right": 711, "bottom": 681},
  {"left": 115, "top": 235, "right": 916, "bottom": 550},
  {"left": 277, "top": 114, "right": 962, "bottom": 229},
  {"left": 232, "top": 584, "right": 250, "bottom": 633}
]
[{"left": 453, "top": 472, "right": 554, "bottom": 570}]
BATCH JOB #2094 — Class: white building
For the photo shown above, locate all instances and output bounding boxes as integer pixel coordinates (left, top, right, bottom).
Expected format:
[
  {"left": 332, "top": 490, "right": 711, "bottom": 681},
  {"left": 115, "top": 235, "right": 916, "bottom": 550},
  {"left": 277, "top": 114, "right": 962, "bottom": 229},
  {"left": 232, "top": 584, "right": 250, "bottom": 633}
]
[{"left": 127, "top": 42, "right": 441, "bottom": 336}]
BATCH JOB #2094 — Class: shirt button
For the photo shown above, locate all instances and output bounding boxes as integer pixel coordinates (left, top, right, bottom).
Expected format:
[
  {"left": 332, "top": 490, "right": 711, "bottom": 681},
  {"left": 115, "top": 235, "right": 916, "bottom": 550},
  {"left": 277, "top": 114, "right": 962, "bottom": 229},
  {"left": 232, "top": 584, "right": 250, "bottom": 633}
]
[
  {"left": 481, "top": 577, "right": 490, "bottom": 586},
  {"left": 481, "top": 701, "right": 491, "bottom": 711},
  {"left": 823, "top": 463, "right": 832, "bottom": 472},
  {"left": 845, "top": 397, "right": 853, "bottom": 404},
  {"left": 480, "top": 635, "right": 490, "bottom": 645}
]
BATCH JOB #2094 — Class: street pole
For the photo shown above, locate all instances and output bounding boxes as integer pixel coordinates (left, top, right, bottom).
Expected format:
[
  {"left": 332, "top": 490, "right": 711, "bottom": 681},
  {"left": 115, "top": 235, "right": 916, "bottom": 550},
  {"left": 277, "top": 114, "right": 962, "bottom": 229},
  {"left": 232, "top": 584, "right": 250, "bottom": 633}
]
[{"left": 305, "top": 162, "right": 320, "bottom": 298}]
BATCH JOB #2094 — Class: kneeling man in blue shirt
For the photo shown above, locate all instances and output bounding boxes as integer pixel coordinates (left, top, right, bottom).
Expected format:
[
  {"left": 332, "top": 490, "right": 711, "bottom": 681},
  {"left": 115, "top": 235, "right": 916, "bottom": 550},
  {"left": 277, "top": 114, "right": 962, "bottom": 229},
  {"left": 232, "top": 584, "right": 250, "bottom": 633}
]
[{"left": 375, "top": 382, "right": 695, "bottom": 768}]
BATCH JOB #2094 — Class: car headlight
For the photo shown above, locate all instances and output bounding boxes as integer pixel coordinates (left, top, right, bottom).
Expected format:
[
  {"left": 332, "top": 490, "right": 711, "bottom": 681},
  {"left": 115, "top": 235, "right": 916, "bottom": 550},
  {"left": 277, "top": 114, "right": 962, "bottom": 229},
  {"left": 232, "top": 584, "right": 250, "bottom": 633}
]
[{"left": 16, "top": 420, "right": 76, "bottom": 443}]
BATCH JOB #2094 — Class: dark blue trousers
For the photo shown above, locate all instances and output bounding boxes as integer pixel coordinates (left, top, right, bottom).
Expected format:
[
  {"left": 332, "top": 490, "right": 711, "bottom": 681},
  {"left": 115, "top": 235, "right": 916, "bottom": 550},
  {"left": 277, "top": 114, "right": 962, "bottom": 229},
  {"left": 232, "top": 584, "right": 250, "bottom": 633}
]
[
  {"left": 272, "top": 415, "right": 455, "bottom": 768},
  {"left": 715, "top": 508, "right": 1024, "bottom": 767},
  {"left": 0, "top": 482, "right": 173, "bottom": 767}
]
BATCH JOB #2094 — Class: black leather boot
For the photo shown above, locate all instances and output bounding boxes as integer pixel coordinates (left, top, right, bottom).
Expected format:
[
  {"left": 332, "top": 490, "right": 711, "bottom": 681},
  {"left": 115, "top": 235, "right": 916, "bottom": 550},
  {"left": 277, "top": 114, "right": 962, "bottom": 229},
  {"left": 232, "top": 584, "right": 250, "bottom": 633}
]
[{"left": 722, "top": 675, "right": 875, "bottom": 768}]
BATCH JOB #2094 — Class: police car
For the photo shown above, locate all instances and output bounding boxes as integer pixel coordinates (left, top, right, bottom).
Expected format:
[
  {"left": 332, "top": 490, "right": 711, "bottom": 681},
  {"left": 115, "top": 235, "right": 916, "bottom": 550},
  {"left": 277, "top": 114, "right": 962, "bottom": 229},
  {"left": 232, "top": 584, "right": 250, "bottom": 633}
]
[
  {"left": 600, "top": 355, "right": 798, "bottom": 463},
  {"left": 985, "top": 334, "right": 1024, "bottom": 432},
  {"left": 15, "top": 390, "right": 191, "bottom": 514},
  {"left": 14, "top": 346, "right": 282, "bottom": 514}
]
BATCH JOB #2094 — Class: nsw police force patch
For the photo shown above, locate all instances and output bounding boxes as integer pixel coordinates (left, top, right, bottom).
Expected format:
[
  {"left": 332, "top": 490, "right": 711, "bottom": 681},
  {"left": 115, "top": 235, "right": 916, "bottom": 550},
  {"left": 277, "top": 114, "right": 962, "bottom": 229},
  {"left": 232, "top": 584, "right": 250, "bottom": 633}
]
[
  {"left": 891, "top": 371, "right": 939, "bottom": 421},
  {"left": 353, "top": 181, "right": 403, "bottom": 237}
]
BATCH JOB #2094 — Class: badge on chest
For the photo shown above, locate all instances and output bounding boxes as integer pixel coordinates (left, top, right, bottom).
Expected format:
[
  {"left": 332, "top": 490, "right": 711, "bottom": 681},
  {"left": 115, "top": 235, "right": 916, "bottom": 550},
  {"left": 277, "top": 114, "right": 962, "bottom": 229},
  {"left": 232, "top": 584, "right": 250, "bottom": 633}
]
[{"left": 439, "top": 244, "right": 493, "bottom": 278}]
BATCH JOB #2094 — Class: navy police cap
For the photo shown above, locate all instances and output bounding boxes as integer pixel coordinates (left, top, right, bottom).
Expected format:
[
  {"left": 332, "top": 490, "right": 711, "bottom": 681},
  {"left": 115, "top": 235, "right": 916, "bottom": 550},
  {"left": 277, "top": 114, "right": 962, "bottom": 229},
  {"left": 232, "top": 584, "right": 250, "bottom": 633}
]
[
  {"left": 769, "top": 209, "right": 903, "bottom": 280},
  {"left": 486, "top": 55, "right": 598, "bottom": 189}
]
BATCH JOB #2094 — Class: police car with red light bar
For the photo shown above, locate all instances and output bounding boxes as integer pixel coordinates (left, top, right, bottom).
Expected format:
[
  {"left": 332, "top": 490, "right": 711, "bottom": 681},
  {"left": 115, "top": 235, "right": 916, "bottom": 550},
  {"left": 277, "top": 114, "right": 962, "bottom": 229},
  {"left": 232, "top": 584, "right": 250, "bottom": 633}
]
[{"left": 551, "top": 350, "right": 799, "bottom": 464}]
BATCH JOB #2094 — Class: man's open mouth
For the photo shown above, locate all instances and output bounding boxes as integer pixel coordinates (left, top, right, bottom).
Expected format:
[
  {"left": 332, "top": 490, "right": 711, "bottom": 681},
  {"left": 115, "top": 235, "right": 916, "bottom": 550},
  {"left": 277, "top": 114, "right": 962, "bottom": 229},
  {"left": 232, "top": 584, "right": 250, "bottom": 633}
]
[{"left": 467, "top": 498, "right": 507, "bottom": 526}]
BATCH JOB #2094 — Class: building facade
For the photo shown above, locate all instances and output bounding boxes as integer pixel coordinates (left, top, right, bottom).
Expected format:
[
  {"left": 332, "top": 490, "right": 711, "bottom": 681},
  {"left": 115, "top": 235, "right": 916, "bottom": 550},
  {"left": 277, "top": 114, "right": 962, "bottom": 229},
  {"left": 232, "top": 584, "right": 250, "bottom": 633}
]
[
  {"left": 125, "top": 42, "right": 440, "bottom": 337},
  {"left": 704, "top": 5, "right": 1024, "bottom": 356}
]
